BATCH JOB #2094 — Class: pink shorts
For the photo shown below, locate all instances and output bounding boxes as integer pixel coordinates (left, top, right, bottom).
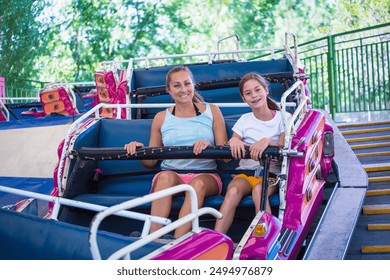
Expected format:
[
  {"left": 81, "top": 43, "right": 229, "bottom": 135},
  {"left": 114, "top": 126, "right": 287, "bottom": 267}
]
[{"left": 151, "top": 172, "right": 223, "bottom": 195}]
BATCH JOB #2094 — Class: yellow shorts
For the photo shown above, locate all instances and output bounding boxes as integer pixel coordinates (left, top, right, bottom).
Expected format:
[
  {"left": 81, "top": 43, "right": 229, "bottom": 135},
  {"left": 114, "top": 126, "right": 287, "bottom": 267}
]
[{"left": 234, "top": 174, "right": 263, "bottom": 188}]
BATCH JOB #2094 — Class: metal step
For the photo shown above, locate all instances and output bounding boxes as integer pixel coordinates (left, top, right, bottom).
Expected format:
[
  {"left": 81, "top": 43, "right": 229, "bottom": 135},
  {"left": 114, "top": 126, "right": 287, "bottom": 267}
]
[
  {"left": 339, "top": 120, "right": 390, "bottom": 260},
  {"left": 347, "top": 135, "right": 390, "bottom": 143},
  {"left": 362, "top": 204, "right": 390, "bottom": 214},
  {"left": 341, "top": 127, "right": 390, "bottom": 135},
  {"left": 362, "top": 163, "right": 390, "bottom": 172},
  {"left": 368, "top": 224, "right": 390, "bottom": 230},
  {"left": 366, "top": 189, "right": 390, "bottom": 196},
  {"left": 361, "top": 245, "right": 390, "bottom": 253},
  {"left": 350, "top": 142, "right": 390, "bottom": 150},
  {"left": 357, "top": 151, "right": 390, "bottom": 157},
  {"left": 369, "top": 176, "right": 390, "bottom": 183},
  {"left": 338, "top": 121, "right": 390, "bottom": 129}
]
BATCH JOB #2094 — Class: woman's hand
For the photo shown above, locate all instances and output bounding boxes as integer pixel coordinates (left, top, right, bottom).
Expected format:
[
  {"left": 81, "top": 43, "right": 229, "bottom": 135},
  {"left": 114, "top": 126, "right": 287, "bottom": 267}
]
[
  {"left": 124, "top": 141, "right": 144, "bottom": 155},
  {"left": 228, "top": 137, "right": 247, "bottom": 159},
  {"left": 193, "top": 140, "right": 211, "bottom": 155},
  {"left": 249, "top": 138, "right": 269, "bottom": 160}
]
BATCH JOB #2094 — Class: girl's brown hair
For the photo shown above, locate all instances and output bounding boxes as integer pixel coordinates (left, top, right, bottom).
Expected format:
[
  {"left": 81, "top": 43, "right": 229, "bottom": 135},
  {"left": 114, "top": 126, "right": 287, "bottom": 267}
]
[
  {"left": 166, "top": 66, "right": 204, "bottom": 103},
  {"left": 239, "top": 72, "right": 280, "bottom": 111}
]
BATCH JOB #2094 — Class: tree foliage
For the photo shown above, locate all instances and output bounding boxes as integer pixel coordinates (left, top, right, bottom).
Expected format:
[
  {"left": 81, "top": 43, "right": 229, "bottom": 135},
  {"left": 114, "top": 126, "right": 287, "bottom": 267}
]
[{"left": 0, "top": 0, "right": 49, "bottom": 86}]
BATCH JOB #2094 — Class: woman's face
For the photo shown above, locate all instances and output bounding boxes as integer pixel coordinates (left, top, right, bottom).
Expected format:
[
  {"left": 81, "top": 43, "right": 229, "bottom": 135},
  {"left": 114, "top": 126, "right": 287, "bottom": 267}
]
[
  {"left": 241, "top": 79, "right": 269, "bottom": 109},
  {"left": 167, "top": 70, "right": 194, "bottom": 104}
]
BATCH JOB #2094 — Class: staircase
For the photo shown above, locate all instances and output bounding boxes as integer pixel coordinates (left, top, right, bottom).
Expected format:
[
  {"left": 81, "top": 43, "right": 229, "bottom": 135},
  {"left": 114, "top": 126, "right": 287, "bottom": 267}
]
[{"left": 338, "top": 120, "right": 390, "bottom": 260}]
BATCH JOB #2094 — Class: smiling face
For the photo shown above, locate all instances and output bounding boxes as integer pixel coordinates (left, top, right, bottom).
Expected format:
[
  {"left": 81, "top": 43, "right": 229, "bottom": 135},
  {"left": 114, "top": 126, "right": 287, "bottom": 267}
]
[
  {"left": 166, "top": 70, "right": 195, "bottom": 104},
  {"left": 241, "top": 78, "right": 269, "bottom": 109}
]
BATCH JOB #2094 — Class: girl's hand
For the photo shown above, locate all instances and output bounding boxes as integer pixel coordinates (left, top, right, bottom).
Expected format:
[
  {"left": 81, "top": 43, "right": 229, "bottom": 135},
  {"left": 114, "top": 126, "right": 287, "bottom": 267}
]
[
  {"left": 193, "top": 140, "right": 211, "bottom": 155},
  {"left": 249, "top": 138, "right": 269, "bottom": 160},
  {"left": 228, "top": 137, "right": 247, "bottom": 159},
  {"left": 124, "top": 141, "right": 144, "bottom": 155}
]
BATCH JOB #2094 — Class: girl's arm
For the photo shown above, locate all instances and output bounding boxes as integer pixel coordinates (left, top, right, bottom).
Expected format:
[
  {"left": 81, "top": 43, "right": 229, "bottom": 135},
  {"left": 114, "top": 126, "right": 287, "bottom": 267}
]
[
  {"left": 228, "top": 132, "right": 247, "bottom": 159},
  {"left": 249, "top": 132, "right": 285, "bottom": 160}
]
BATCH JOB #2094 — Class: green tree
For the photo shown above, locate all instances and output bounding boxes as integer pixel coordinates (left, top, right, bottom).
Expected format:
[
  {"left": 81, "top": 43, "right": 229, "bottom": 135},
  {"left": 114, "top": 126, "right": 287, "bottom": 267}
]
[
  {"left": 38, "top": 0, "right": 169, "bottom": 82},
  {"left": 327, "top": 0, "right": 390, "bottom": 32},
  {"left": 0, "top": 0, "right": 49, "bottom": 87},
  {"left": 3, "top": 0, "right": 390, "bottom": 87}
]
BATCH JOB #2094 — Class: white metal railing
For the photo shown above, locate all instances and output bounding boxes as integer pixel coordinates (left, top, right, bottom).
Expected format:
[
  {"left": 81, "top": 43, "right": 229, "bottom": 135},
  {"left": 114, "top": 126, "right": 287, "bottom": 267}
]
[
  {"left": 1, "top": 81, "right": 96, "bottom": 105},
  {"left": 0, "top": 184, "right": 222, "bottom": 260},
  {"left": 278, "top": 79, "right": 309, "bottom": 220},
  {"left": 103, "top": 46, "right": 284, "bottom": 71},
  {"left": 0, "top": 97, "right": 40, "bottom": 103},
  {"left": 127, "top": 47, "right": 283, "bottom": 94},
  {"left": 0, "top": 185, "right": 169, "bottom": 224},
  {"left": 284, "top": 32, "right": 299, "bottom": 74},
  {"left": 89, "top": 184, "right": 222, "bottom": 260}
]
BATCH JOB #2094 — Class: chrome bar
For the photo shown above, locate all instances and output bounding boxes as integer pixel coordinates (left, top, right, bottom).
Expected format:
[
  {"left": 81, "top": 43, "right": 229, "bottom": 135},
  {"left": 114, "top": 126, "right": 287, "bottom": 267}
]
[
  {"left": 0, "top": 185, "right": 170, "bottom": 225},
  {"left": 89, "top": 184, "right": 222, "bottom": 260}
]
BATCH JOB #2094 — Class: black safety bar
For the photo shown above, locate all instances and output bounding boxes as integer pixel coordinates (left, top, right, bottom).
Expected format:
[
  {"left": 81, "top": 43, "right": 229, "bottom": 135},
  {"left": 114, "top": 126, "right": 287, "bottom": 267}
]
[{"left": 71, "top": 145, "right": 281, "bottom": 161}]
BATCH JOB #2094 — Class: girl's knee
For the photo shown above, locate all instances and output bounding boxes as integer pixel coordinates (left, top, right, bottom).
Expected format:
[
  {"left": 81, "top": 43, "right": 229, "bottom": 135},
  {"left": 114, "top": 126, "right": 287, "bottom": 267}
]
[
  {"left": 252, "top": 184, "right": 262, "bottom": 194},
  {"left": 226, "top": 185, "right": 241, "bottom": 197},
  {"left": 224, "top": 186, "right": 243, "bottom": 205}
]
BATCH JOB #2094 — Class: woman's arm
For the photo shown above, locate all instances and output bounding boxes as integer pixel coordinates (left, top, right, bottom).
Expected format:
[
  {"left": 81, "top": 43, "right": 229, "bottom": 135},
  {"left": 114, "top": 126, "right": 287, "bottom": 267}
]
[{"left": 141, "top": 111, "right": 165, "bottom": 168}]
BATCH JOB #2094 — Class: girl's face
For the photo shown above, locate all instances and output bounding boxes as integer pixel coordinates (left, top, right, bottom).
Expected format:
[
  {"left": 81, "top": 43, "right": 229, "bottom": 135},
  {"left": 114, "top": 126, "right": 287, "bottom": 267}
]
[
  {"left": 167, "top": 70, "right": 194, "bottom": 104},
  {"left": 241, "top": 79, "right": 269, "bottom": 109}
]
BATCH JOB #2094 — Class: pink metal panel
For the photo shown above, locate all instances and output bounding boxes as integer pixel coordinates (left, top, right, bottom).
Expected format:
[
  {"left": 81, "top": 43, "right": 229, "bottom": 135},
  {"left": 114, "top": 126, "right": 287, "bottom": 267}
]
[{"left": 0, "top": 77, "right": 5, "bottom": 102}]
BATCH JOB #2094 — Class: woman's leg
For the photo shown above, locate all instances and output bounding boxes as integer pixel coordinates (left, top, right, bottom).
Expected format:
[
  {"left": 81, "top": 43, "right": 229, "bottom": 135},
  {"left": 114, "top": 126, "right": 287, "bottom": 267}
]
[
  {"left": 174, "top": 174, "right": 219, "bottom": 238},
  {"left": 214, "top": 178, "right": 252, "bottom": 234},
  {"left": 150, "top": 170, "right": 183, "bottom": 233}
]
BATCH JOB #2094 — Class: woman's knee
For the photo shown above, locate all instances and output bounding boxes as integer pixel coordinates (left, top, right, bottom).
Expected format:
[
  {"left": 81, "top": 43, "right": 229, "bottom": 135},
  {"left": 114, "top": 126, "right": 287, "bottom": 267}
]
[{"left": 190, "top": 179, "right": 208, "bottom": 197}]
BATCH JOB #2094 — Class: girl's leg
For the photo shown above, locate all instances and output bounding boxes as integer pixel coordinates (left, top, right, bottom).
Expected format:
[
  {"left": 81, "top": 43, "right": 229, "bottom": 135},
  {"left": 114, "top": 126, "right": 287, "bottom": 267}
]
[
  {"left": 214, "top": 178, "right": 252, "bottom": 234},
  {"left": 174, "top": 174, "right": 219, "bottom": 238},
  {"left": 252, "top": 183, "right": 278, "bottom": 214},
  {"left": 150, "top": 171, "right": 183, "bottom": 233}
]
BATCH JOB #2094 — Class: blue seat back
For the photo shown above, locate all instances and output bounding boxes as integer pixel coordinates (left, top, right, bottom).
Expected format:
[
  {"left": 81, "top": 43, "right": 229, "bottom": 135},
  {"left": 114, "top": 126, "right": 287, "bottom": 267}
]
[{"left": 130, "top": 59, "right": 294, "bottom": 118}]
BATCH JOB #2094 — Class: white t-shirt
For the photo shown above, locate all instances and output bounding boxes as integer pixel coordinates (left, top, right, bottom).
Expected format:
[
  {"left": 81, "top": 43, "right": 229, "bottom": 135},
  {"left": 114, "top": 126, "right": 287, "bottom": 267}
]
[{"left": 232, "top": 110, "right": 291, "bottom": 173}]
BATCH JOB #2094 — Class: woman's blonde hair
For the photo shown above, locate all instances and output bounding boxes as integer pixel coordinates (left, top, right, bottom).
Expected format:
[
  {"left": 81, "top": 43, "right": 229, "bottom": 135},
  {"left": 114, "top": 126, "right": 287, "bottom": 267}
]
[
  {"left": 239, "top": 72, "right": 280, "bottom": 111},
  {"left": 166, "top": 66, "right": 204, "bottom": 103}
]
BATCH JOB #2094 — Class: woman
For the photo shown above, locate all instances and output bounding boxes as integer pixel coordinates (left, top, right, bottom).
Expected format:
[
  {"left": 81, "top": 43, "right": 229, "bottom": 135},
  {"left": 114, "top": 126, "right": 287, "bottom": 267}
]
[
  {"left": 125, "top": 66, "right": 228, "bottom": 238},
  {"left": 214, "top": 72, "right": 290, "bottom": 234}
]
